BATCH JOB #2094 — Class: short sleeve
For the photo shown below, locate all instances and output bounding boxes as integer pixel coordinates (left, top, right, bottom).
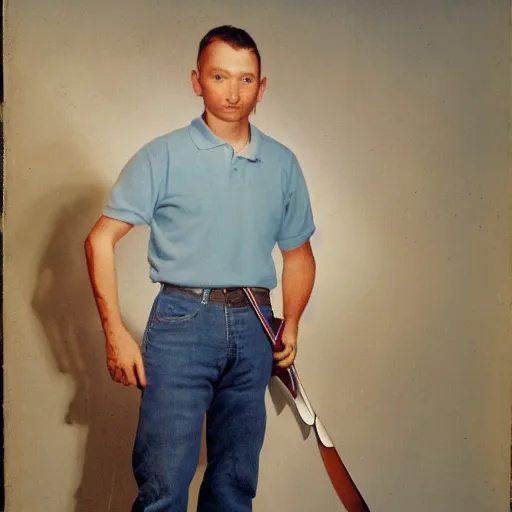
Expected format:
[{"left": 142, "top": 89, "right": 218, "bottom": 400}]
[
  {"left": 277, "top": 153, "right": 316, "bottom": 251},
  {"left": 103, "top": 141, "right": 165, "bottom": 226}
]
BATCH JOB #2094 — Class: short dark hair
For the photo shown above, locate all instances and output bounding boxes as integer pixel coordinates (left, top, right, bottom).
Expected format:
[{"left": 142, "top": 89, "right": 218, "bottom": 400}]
[{"left": 197, "top": 25, "right": 261, "bottom": 76}]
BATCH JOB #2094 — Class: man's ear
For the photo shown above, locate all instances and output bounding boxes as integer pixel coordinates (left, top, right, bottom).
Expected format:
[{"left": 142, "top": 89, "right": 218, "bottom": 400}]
[
  {"left": 257, "top": 76, "right": 267, "bottom": 103},
  {"left": 191, "top": 69, "right": 202, "bottom": 97}
]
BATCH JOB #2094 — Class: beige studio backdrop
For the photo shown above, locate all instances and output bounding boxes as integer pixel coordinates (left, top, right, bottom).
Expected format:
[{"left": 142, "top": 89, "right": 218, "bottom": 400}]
[{"left": 4, "top": 1, "right": 511, "bottom": 511}]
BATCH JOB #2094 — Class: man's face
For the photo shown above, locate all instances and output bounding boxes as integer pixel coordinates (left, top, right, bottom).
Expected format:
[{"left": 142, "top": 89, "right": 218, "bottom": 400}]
[{"left": 192, "top": 40, "right": 266, "bottom": 123}]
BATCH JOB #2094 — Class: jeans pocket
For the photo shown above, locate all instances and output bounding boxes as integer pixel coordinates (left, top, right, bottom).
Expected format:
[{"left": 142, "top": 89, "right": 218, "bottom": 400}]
[{"left": 154, "top": 291, "right": 201, "bottom": 323}]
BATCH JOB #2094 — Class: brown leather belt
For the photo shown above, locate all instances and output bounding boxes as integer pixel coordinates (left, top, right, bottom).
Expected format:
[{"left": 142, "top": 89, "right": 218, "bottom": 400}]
[{"left": 161, "top": 283, "right": 271, "bottom": 308}]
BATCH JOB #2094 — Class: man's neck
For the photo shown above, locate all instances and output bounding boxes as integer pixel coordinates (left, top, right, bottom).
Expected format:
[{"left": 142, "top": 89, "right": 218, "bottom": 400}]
[{"left": 202, "top": 111, "right": 250, "bottom": 153}]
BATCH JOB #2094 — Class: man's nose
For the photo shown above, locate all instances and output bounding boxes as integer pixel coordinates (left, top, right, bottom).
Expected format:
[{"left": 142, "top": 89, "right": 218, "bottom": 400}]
[{"left": 227, "top": 82, "right": 240, "bottom": 104}]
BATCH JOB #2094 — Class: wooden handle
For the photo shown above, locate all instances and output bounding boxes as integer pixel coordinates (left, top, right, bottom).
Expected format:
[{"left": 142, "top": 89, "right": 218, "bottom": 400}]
[{"left": 317, "top": 442, "right": 371, "bottom": 512}]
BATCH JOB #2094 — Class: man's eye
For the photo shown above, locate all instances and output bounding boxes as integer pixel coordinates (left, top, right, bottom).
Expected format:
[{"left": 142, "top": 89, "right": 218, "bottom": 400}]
[
  {"left": 242, "top": 77, "right": 252, "bottom": 84},
  {"left": 214, "top": 74, "right": 223, "bottom": 80}
]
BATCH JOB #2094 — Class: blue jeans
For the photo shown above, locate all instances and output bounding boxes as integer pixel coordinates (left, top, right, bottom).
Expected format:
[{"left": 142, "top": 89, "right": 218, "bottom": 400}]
[{"left": 131, "top": 286, "right": 274, "bottom": 512}]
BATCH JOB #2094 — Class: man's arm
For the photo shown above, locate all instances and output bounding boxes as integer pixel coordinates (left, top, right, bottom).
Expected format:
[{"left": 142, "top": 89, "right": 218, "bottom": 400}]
[
  {"left": 275, "top": 240, "right": 316, "bottom": 368},
  {"left": 84, "top": 215, "right": 146, "bottom": 388}
]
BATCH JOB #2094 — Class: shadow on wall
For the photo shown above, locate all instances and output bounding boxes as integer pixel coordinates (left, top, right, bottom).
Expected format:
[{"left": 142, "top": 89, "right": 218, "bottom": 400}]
[
  {"left": 31, "top": 185, "right": 139, "bottom": 511},
  {"left": 29, "top": 185, "right": 206, "bottom": 511}
]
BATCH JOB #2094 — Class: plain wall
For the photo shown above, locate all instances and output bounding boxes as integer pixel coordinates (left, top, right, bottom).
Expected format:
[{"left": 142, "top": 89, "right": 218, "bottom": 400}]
[{"left": 4, "top": 1, "right": 511, "bottom": 510}]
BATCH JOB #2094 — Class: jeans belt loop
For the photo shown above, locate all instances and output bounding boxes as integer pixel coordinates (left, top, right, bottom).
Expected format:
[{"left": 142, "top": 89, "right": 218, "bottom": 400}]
[{"left": 201, "top": 288, "right": 211, "bottom": 305}]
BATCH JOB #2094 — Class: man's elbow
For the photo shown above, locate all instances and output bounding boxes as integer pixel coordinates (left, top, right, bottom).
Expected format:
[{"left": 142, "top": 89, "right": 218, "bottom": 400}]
[
  {"left": 84, "top": 223, "right": 100, "bottom": 251},
  {"left": 84, "top": 228, "right": 98, "bottom": 262},
  {"left": 84, "top": 220, "right": 112, "bottom": 258}
]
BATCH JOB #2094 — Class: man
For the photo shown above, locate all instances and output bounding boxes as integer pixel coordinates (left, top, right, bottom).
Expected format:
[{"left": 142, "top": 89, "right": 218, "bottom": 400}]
[{"left": 85, "top": 25, "right": 316, "bottom": 512}]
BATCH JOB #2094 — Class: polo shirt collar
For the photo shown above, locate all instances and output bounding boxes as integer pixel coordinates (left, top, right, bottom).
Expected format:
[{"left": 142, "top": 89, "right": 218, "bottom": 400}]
[{"left": 189, "top": 115, "right": 262, "bottom": 162}]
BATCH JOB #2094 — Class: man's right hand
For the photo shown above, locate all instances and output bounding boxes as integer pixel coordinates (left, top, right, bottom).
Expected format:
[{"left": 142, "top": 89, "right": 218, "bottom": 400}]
[{"left": 106, "top": 326, "right": 147, "bottom": 388}]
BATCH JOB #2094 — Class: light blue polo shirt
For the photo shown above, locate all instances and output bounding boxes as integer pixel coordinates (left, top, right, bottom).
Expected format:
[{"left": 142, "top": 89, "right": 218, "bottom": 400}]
[{"left": 104, "top": 116, "right": 315, "bottom": 290}]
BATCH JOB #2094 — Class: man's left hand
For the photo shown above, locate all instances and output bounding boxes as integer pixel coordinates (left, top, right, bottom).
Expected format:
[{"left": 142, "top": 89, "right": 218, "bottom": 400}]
[{"left": 274, "top": 323, "right": 298, "bottom": 368}]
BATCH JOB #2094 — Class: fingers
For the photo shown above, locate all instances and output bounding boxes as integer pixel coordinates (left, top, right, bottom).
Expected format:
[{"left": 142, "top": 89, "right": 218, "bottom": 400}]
[
  {"left": 134, "top": 355, "right": 147, "bottom": 389},
  {"left": 274, "top": 343, "right": 296, "bottom": 368},
  {"left": 109, "top": 366, "right": 123, "bottom": 383},
  {"left": 273, "top": 344, "right": 292, "bottom": 361},
  {"left": 108, "top": 359, "right": 145, "bottom": 388},
  {"left": 122, "top": 365, "right": 138, "bottom": 387}
]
